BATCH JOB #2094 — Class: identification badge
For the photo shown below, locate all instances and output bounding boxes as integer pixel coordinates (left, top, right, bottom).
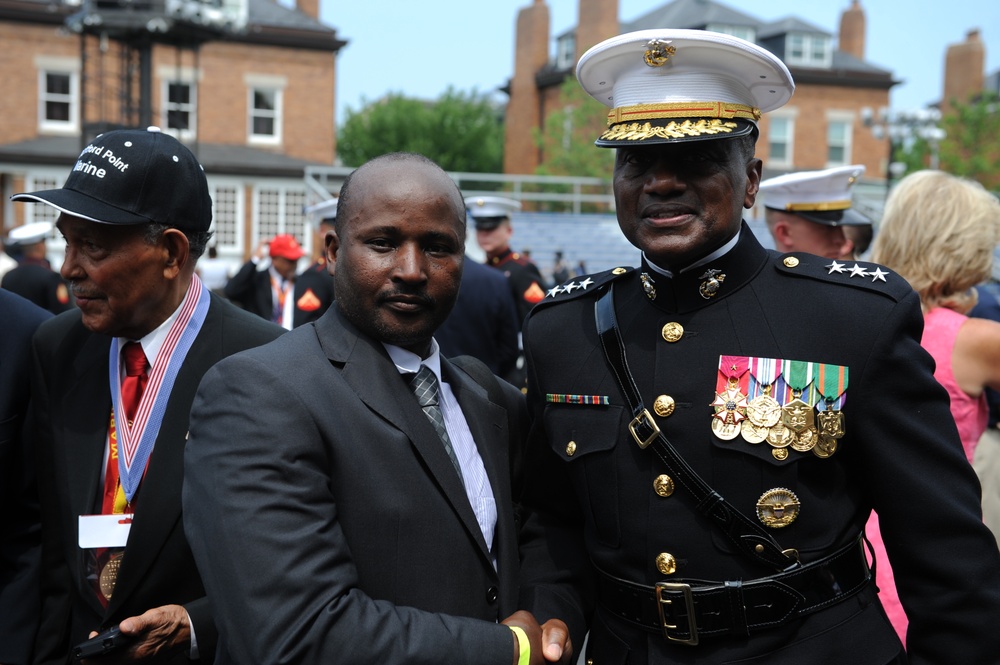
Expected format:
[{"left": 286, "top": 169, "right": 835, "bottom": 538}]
[{"left": 78, "top": 514, "right": 132, "bottom": 549}]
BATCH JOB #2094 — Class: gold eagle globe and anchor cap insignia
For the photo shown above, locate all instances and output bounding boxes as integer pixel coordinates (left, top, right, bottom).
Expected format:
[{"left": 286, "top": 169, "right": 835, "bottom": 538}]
[
  {"left": 643, "top": 38, "right": 676, "bottom": 67},
  {"left": 756, "top": 488, "right": 801, "bottom": 528}
]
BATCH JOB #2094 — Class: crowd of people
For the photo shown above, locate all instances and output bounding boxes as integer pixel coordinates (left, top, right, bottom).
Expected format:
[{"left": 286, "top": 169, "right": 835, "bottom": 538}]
[{"left": 2, "top": 26, "right": 1000, "bottom": 665}]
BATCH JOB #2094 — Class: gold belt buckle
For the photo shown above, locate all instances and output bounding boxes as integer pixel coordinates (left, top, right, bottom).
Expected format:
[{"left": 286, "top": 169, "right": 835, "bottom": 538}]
[
  {"left": 655, "top": 582, "right": 699, "bottom": 646},
  {"left": 628, "top": 409, "right": 660, "bottom": 449}
]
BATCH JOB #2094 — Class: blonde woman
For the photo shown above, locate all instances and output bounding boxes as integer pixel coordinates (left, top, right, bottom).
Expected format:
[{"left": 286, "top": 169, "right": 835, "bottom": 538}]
[{"left": 868, "top": 169, "right": 1000, "bottom": 643}]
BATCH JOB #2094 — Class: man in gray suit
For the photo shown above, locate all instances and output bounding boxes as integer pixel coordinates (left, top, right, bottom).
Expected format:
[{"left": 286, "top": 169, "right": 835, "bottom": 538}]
[{"left": 183, "top": 153, "right": 570, "bottom": 664}]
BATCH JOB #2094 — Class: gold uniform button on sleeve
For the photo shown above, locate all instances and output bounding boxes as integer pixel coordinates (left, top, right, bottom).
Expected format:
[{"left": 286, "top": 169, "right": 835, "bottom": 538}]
[
  {"left": 783, "top": 256, "right": 800, "bottom": 268},
  {"left": 565, "top": 441, "right": 577, "bottom": 456},
  {"left": 653, "top": 474, "right": 675, "bottom": 497},
  {"left": 655, "top": 552, "right": 677, "bottom": 575},
  {"left": 661, "top": 322, "right": 684, "bottom": 342},
  {"left": 653, "top": 394, "right": 675, "bottom": 417}
]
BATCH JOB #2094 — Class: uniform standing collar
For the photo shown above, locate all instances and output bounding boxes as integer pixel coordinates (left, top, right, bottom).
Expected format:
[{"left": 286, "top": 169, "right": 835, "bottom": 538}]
[{"left": 638, "top": 222, "right": 768, "bottom": 313}]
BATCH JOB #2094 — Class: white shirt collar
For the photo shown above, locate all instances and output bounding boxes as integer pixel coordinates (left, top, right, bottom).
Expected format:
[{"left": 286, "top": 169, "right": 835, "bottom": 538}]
[
  {"left": 384, "top": 339, "right": 443, "bottom": 381},
  {"left": 643, "top": 228, "right": 741, "bottom": 278}
]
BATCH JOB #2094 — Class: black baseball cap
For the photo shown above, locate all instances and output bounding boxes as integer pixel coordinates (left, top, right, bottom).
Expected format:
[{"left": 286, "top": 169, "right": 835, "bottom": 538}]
[{"left": 12, "top": 126, "right": 212, "bottom": 232}]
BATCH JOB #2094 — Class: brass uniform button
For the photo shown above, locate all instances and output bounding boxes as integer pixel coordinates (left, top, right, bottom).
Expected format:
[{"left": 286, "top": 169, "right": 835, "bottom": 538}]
[
  {"left": 783, "top": 256, "right": 800, "bottom": 268},
  {"left": 655, "top": 552, "right": 677, "bottom": 575},
  {"left": 661, "top": 322, "right": 684, "bottom": 343},
  {"left": 612, "top": 267, "right": 627, "bottom": 275},
  {"left": 565, "top": 441, "right": 577, "bottom": 456},
  {"left": 653, "top": 474, "right": 675, "bottom": 497},
  {"left": 653, "top": 394, "right": 675, "bottom": 417}
]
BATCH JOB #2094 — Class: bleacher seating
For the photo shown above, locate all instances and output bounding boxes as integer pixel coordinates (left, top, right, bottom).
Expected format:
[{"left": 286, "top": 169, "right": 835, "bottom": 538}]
[{"left": 500, "top": 212, "right": 775, "bottom": 283}]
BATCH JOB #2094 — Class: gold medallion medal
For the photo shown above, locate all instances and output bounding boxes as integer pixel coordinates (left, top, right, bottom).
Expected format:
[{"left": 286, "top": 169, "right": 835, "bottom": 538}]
[
  {"left": 814, "top": 435, "right": 838, "bottom": 458},
  {"left": 746, "top": 392, "right": 782, "bottom": 428},
  {"left": 99, "top": 553, "right": 123, "bottom": 601},
  {"left": 817, "top": 406, "right": 845, "bottom": 440},
  {"left": 790, "top": 426, "right": 817, "bottom": 452},
  {"left": 767, "top": 422, "right": 793, "bottom": 448},
  {"left": 741, "top": 419, "right": 768, "bottom": 444},
  {"left": 712, "top": 416, "right": 742, "bottom": 441}
]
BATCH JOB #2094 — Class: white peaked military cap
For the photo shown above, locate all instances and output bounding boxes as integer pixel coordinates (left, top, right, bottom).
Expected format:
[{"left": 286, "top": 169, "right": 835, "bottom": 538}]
[
  {"left": 464, "top": 196, "right": 522, "bottom": 230},
  {"left": 760, "top": 165, "right": 872, "bottom": 226},
  {"left": 305, "top": 198, "right": 338, "bottom": 225},
  {"left": 576, "top": 29, "right": 795, "bottom": 147},
  {"left": 6, "top": 221, "right": 54, "bottom": 246}
]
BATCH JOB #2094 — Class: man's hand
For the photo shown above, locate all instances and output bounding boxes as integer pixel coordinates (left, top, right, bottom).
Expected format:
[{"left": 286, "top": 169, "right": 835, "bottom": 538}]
[
  {"left": 502, "top": 610, "right": 573, "bottom": 664},
  {"left": 83, "top": 604, "right": 190, "bottom": 664}
]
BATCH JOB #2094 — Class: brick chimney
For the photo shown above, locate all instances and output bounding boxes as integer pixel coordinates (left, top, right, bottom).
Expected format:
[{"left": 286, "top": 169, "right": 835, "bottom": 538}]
[
  {"left": 577, "top": 0, "right": 619, "bottom": 59},
  {"left": 943, "top": 29, "right": 985, "bottom": 113},
  {"left": 297, "top": 0, "right": 319, "bottom": 20},
  {"left": 503, "top": 0, "right": 551, "bottom": 175},
  {"left": 838, "top": 0, "right": 865, "bottom": 60}
]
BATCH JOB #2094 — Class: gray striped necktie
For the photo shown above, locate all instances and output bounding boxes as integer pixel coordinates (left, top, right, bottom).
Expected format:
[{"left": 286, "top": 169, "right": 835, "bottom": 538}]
[{"left": 408, "top": 365, "right": 465, "bottom": 487}]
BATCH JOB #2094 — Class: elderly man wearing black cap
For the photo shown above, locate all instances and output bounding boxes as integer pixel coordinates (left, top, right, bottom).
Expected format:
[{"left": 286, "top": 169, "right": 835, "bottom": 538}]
[
  {"left": 516, "top": 29, "right": 1000, "bottom": 664},
  {"left": 14, "top": 126, "right": 283, "bottom": 664},
  {"left": 760, "top": 165, "right": 873, "bottom": 260}
]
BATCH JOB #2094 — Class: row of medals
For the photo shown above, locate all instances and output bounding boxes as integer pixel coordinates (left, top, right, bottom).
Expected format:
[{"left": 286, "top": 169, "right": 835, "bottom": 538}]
[{"left": 712, "top": 386, "right": 844, "bottom": 460}]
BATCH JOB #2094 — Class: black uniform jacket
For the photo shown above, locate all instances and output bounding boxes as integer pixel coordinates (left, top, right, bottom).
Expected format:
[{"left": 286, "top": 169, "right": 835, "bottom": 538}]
[{"left": 518, "top": 224, "right": 1000, "bottom": 665}]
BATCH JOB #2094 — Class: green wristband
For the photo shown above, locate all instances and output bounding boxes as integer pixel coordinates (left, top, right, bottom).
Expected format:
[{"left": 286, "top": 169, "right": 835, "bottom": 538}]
[{"left": 510, "top": 626, "right": 530, "bottom": 665}]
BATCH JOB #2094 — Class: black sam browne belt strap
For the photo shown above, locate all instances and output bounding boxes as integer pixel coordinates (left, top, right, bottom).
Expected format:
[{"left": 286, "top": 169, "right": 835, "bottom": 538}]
[
  {"left": 597, "top": 535, "right": 871, "bottom": 644},
  {"left": 595, "top": 284, "right": 799, "bottom": 573}
]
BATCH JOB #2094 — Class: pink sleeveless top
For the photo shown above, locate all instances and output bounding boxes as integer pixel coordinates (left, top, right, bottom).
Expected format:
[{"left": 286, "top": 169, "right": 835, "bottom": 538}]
[{"left": 922, "top": 307, "right": 988, "bottom": 462}]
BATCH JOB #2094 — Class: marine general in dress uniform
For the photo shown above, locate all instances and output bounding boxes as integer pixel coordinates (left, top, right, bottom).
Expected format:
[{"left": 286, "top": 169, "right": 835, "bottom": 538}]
[{"left": 517, "top": 29, "right": 1000, "bottom": 665}]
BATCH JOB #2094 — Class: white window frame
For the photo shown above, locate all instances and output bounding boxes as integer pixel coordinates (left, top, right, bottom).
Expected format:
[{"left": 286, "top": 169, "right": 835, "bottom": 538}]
[
  {"left": 157, "top": 64, "right": 200, "bottom": 140},
  {"left": 36, "top": 56, "right": 81, "bottom": 134},
  {"left": 826, "top": 112, "right": 854, "bottom": 167},
  {"left": 251, "top": 181, "right": 310, "bottom": 253},
  {"left": 162, "top": 80, "right": 197, "bottom": 139},
  {"left": 245, "top": 74, "right": 287, "bottom": 146},
  {"left": 785, "top": 32, "right": 832, "bottom": 68},
  {"left": 766, "top": 112, "right": 796, "bottom": 168},
  {"left": 556, "top": 34, "right": 576, "bottom": 70}
]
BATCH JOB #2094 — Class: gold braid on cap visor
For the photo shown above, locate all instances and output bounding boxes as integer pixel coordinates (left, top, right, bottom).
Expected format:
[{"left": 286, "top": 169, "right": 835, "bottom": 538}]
[{"left": 601, "top": 101, "right": 761, "bottom": 141}]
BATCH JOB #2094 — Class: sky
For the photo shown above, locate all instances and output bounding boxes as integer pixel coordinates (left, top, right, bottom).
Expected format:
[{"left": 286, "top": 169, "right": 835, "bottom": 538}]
[{"left": 321, "top": 0, "right": 1000, "bottom": 125}]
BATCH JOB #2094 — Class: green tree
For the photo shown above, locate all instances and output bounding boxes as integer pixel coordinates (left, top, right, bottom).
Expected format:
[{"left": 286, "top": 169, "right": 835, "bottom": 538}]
[
  {"left": 898, "top": 93, "right": 1000, "bottom": 190},
  {"left": 533, "top": 77, "right": 613, "bottom": 179},
  {"left": 337, "top": 88, "right": 504, "bottom": 173}
]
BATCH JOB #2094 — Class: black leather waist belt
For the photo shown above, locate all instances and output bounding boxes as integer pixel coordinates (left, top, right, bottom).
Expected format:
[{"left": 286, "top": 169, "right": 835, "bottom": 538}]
[{"left": 597, "top": 536, "right": 871, "bottom": 646}]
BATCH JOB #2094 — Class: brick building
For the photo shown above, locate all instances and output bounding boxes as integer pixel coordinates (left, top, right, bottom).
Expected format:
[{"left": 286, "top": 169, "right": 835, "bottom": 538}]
[
  {"left": 504, "top": 0, "right": 896, "bottom": 185},
  {"left": 0, "top": 0, "right": 345, "bottom": 264}
]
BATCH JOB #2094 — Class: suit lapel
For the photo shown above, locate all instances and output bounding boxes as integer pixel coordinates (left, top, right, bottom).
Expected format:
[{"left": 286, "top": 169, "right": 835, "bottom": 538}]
[
  {"left": 315, "top": 308, "right": 501, "bottom": 565},
  {"left": 106, "top": 300, "right": 224, "bottom": 615},
  {"left": 61, "top": 333, "right": 115, "bottom": 616}
]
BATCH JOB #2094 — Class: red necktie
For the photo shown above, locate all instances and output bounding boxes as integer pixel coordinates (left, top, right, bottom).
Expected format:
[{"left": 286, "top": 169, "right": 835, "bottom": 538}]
[{"left": 120, "top": 341, "right": 148, "bottom": 424}]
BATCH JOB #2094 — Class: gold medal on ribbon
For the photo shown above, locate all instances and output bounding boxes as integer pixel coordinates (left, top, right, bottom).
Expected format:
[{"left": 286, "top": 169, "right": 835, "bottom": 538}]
[
  {"left": 740, "top": 419, "right": 768, "bottom": 444},
  {"left": 814, "top": 435, "right": 838, "bottom": 458},
  {"left": 99, "top": 552, "right": 123, "bottom": 601},
  {"left": 813, "top": 363, "right": 848, "bottom": 458},
  {"left": 767, "top": 421, "right": 793, "bottom": 448},
  {"left": 790, "top": 426, "right": 817, "bottom": 452},
  {"left": 710, "top": 356, "right": 750, "bottom": 442}
]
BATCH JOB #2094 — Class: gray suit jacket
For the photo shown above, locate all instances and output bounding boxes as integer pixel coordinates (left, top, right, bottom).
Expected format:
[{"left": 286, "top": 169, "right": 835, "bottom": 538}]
[{"left": 183, "top": 305, "right": 528, "bottom": 664}]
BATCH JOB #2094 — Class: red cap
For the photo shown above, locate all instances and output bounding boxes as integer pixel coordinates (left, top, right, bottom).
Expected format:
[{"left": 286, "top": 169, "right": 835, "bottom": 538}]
[{"left": 269, "top": 234, "right": 305, "bottom": 260}]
